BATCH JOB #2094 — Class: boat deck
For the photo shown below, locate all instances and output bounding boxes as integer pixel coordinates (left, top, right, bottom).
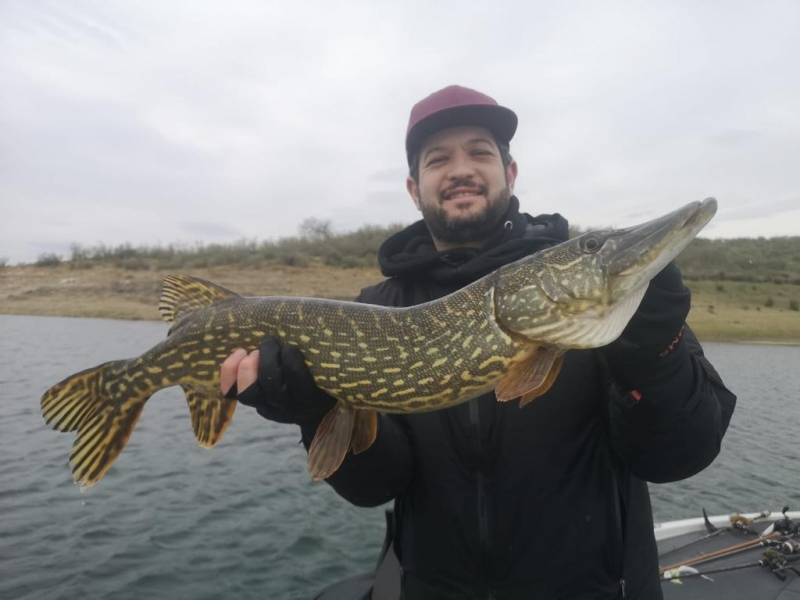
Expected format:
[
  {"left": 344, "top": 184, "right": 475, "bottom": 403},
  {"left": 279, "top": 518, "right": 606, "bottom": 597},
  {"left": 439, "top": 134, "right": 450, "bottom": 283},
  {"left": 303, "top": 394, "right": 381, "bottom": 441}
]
[
  {"left": 659, "top": 521, "right": 800, "bottom": 599},
  {"left": 316, "top": 512, "right": 800, "bottom": 599}
]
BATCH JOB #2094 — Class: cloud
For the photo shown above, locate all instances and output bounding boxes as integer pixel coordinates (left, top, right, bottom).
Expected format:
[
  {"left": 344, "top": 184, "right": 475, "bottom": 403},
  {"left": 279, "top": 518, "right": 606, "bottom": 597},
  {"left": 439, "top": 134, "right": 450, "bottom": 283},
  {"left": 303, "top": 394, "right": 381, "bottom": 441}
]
[{"left": 1, "top": 0, "right": 799, "bottom": 263}]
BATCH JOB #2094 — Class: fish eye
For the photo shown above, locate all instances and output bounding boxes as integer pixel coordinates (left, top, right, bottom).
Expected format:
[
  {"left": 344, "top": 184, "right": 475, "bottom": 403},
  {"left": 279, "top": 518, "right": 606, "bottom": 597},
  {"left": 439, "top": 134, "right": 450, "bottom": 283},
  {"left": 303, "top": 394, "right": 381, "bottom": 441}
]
[{"left": 581, "top": 235, "right": 603, "bottom": 253}]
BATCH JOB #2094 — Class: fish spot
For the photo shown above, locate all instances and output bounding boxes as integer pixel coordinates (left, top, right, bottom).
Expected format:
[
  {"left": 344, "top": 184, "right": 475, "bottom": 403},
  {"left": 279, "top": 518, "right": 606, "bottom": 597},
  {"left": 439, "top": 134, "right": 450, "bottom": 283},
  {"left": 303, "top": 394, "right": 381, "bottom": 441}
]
[{"left": 479, "top": 356, "right": 507, "bottom": 370}]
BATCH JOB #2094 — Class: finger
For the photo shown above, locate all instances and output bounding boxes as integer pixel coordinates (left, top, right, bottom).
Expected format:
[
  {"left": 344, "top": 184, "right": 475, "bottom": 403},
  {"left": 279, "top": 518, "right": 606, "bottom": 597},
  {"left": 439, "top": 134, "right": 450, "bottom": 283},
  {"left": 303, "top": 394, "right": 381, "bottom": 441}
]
[
  {"left": 219, "top": 348, "right": 247, "bottom": 395},
  {"left": 237, "top": 350, "right": 260, "bottom": 393}
]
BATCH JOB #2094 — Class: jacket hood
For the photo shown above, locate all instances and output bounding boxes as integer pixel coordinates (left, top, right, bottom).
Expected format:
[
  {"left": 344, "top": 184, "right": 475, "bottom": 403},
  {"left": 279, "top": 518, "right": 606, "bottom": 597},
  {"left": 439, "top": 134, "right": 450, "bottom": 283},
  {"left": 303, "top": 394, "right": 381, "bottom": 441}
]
[{"left": 378, "top": 196, "right": 569, "bottom": 286}]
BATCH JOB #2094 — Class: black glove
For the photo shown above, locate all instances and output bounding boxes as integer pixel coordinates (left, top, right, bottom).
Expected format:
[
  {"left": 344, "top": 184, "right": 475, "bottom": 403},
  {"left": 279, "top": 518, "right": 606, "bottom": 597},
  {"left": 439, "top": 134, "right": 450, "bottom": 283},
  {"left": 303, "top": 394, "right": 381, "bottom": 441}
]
[
  {"left": 233, "top": 336, "right": 337, "bottom": 426},
  {"left": 600, "top": 262, "right": 691, "bottom": 388}
]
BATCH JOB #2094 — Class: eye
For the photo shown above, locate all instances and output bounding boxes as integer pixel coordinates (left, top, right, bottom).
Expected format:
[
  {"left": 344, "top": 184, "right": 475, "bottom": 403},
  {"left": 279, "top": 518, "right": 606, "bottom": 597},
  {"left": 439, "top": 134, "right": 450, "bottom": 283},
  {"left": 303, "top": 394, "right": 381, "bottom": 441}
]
[
  {"left": 426, "top": 156, "right": 446, "bottom": 167},
  {"left": 581, "top": 235, "right": 603, "bottom": 253}
]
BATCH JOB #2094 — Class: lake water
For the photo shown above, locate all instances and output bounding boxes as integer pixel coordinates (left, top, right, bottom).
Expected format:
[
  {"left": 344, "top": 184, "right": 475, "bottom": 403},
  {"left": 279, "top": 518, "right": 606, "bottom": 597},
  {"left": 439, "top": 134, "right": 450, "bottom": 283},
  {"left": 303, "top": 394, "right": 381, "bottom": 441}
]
[{"left": 1, "top": 314, "right": 799, "bottom": 599}]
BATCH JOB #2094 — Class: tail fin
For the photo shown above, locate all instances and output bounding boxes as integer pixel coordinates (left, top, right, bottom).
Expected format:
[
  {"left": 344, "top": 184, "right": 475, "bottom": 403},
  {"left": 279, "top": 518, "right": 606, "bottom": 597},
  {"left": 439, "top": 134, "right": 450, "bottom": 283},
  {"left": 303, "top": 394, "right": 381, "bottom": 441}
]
[{"left": 41, "top": 360, "right": 151, "bottom": 488}]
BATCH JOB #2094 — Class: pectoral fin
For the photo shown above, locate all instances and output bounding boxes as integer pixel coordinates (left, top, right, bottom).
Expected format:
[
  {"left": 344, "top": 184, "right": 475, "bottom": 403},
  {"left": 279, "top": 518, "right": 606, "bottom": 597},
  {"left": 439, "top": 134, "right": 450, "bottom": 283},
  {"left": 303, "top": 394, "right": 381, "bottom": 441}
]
[
  {"left": 350, "top": 410, "right": 378, "bottom": 454},
  {"left": 308, "top": 402, "right": 356, "bottom": 481},
  {"left": 519, "top": 351, "right": 564, "bottom": 406},
  {"left": 495, "top": 345, "right": 564, "bottom": 404}
]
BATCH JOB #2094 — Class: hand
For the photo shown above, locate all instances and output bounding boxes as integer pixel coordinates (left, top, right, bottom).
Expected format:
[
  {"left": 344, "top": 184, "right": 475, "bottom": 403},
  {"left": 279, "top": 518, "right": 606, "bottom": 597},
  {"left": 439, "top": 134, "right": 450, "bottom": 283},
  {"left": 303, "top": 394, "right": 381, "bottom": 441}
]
[
  {"left": 601, "top": 262, "right": 690, "bottom": 386},
  {"left": 219, "top": 336, "right": 337, "bottom": 426}
]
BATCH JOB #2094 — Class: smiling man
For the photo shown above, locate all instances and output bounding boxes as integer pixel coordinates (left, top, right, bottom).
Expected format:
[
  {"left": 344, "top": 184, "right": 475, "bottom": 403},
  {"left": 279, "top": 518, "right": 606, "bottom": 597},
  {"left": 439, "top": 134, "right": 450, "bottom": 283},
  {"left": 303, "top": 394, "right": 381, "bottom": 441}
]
[
  {"left": 221, "top": 85, "right": 736, "bottom": 599},
  {"left": 408, "top": 124, "right": 517, "bottom": 249}
]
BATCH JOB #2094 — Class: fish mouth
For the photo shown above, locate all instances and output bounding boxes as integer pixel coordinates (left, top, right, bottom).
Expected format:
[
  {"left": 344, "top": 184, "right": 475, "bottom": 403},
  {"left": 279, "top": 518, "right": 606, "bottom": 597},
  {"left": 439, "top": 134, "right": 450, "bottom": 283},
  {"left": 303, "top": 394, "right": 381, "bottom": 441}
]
[{"left": 604, "top": 198, "right": 717, "bottom": 286}]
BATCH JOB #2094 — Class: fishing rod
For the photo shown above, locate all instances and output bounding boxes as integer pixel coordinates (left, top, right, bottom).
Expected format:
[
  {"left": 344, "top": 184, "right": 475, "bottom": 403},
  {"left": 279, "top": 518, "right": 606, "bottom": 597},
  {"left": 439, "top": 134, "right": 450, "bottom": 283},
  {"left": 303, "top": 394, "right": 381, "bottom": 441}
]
[
  {"left": 658, "top": 508, "right": 767, "bottom": 559},
  {"left": 661, "top": 550, "right": 800, "bottom": 582},
  {"left": 659, "top": 507, "right": 800, "bottom": 575},
  {"left": 659, "top": 532, "right": 781, "bottom": 573}
]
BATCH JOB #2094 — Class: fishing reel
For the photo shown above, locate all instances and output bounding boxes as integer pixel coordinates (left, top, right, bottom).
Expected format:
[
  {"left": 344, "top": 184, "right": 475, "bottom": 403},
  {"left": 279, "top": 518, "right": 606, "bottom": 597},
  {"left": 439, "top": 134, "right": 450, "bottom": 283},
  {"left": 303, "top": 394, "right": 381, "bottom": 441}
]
[
  {"left": 760, "top": 549, "right": 800, "bottom": 581},
  {"left": 773, "top": 506, "right": 800, "bottom": 537}
]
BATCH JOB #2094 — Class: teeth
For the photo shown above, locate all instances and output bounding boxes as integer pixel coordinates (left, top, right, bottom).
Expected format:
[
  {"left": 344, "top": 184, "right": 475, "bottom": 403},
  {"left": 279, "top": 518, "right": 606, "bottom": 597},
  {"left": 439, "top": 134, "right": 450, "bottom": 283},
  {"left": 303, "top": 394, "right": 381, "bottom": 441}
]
[{"left": 447, "top": 190, "right": 481, "bottom": 199}]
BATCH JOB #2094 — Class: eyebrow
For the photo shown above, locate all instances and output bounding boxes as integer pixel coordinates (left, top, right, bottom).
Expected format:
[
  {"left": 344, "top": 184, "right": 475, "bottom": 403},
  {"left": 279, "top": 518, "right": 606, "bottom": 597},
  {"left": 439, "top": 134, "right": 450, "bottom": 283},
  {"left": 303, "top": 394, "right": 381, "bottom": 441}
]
[{"left": 422, "top": 137, "right": 496, "bottom": 160}]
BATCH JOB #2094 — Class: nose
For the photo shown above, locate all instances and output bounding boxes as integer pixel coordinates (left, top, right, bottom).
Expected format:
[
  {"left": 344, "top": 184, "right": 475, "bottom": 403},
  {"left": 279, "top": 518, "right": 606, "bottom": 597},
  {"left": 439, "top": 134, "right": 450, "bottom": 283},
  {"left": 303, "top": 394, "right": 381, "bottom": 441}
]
[{"left": 446, "top": 149, "right": 477, "bottom": 181}]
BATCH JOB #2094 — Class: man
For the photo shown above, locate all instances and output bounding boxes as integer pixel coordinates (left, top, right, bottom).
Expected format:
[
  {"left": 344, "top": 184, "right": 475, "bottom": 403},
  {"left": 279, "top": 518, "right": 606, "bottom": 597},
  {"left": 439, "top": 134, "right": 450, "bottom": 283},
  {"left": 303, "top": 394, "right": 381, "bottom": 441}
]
[{"left": 220, "top": 85, "right": 736, "bottom": 599}]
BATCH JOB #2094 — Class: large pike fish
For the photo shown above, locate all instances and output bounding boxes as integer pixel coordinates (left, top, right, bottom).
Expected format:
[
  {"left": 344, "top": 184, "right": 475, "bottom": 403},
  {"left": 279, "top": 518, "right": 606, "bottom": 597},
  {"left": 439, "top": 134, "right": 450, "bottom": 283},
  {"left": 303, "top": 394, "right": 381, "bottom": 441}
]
[{"left": 41, "top": 199, "right": 717, "bottom": 487}]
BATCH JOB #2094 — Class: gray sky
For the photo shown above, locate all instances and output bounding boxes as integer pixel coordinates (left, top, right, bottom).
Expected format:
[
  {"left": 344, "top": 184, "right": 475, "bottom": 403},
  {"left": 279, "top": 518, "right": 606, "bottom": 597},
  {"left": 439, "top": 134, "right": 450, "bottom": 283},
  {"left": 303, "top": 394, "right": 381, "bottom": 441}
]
[{"left": 2, "top": 0, "right": 798, "bottom": 264}]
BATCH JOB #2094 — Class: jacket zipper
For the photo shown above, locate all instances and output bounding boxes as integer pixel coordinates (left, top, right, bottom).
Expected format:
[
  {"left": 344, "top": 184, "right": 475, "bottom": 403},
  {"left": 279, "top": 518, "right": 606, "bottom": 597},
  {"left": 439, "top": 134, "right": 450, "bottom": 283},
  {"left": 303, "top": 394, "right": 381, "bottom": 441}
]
[{"left": 469, "top": 399, "right": 493, "bottom": 598}]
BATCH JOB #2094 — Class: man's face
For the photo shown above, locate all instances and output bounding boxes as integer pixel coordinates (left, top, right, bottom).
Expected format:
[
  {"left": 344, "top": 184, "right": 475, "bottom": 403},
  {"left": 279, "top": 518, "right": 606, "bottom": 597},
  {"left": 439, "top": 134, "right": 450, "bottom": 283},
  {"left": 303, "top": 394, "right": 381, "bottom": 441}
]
[{"left": 407, "top": 125, "right": 518, "bottom": 247}]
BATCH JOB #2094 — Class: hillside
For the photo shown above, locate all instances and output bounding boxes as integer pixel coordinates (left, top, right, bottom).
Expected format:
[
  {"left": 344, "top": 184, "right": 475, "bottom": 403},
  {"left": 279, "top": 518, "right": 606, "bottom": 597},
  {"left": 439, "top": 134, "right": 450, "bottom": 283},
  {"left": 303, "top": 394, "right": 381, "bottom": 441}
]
[{"left": 1, "top": 229, "right": 798, "bottom": 343}]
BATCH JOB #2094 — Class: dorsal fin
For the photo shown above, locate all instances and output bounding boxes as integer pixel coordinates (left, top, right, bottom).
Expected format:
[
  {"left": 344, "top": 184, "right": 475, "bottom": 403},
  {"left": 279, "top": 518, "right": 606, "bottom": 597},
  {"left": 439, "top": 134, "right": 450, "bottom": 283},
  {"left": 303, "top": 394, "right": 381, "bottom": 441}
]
[{"left": 158, "top": 275, "right": 238, "bottom": 323}]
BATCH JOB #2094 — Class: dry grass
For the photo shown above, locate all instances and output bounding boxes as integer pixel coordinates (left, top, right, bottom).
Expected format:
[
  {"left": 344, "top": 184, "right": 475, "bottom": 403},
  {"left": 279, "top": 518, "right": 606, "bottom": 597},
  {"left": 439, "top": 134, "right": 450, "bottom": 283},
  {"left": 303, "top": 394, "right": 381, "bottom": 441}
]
[
  {"left": 0, "top": 262, "right": 381, "bottom": 320},
  {"left": 1, "top": 264, "right": 798, "bottom": 344},
  {"left": 686, "top": 280, "right": 800, "bottom": 344}
]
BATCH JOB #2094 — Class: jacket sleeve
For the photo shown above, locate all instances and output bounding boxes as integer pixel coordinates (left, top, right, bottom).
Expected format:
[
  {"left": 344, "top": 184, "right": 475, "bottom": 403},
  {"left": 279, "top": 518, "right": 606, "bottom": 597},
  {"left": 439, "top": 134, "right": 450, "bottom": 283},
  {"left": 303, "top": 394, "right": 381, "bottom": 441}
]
[
  {"left": 605, "top": 326, "right": 737, "bottom": 483},
  {"left": 297, "top": 280, "right": 415, "bottom": 507}
]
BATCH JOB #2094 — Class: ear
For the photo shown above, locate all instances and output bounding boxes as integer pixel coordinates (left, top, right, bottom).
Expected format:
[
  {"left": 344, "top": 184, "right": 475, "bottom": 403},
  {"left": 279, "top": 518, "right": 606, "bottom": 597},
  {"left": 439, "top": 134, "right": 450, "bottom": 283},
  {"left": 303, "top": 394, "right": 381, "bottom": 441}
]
[
  {"left": 506, "top": 160, "right": 518, "bottom": 192},
  {"left": 406, "top": 176, "right": 422, "bottom": 211}
]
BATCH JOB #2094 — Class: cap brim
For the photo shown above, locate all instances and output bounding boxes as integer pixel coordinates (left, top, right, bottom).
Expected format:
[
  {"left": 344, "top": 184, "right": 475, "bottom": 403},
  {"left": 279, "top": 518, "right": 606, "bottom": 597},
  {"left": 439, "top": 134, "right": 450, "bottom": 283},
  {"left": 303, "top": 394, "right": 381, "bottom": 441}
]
[{"left": 406, "top": 104, "right": 518, "bottom": 164}]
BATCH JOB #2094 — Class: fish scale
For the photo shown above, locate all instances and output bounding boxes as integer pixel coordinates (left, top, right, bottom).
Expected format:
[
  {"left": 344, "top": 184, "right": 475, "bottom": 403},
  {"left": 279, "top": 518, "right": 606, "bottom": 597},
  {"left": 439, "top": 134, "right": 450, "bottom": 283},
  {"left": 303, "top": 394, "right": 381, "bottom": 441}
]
[{"left": 41, "top": 199, "right": 718, "bottom": 487}]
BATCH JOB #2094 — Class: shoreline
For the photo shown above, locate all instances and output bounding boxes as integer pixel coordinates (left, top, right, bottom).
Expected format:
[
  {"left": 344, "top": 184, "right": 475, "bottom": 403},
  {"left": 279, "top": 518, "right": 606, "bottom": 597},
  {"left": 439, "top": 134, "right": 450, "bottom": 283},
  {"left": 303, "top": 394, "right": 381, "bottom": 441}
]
[
  {"left": 2, "top": 263, "right": 799, "bottom": 346},
  {"left": 3, "top": 311, "right": 798, "bottom": 346}
]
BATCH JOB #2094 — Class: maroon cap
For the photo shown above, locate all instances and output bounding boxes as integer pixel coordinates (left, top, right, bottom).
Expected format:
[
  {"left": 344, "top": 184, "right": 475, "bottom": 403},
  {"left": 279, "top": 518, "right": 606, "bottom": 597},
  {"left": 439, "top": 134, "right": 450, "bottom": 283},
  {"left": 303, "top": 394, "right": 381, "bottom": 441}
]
[{"left": 405, "top": 85, "right": 517, "bottom": 166}]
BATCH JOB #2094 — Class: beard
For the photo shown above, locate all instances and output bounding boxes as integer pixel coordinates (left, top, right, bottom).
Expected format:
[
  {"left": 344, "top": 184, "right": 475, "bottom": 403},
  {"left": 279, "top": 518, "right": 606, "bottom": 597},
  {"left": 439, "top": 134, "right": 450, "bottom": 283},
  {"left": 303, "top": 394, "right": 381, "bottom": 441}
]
[{"left": 420, "top": 185, "right": 512, "bottom": 245}]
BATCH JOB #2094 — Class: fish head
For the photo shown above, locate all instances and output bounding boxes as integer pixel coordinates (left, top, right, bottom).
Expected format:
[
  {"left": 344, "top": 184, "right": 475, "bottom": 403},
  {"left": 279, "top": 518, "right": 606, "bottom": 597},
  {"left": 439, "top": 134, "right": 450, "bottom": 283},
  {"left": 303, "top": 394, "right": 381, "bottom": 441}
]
[{"left": 493, "top": 198, "right": 717, "bottom": 348}]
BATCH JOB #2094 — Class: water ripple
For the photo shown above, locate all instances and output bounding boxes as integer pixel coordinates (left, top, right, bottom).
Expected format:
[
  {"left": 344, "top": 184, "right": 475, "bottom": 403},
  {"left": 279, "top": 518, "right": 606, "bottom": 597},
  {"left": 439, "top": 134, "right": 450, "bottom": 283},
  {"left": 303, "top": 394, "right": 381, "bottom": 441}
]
[{"left": 2, "top": 317, "right": 797, "bottom": 598}]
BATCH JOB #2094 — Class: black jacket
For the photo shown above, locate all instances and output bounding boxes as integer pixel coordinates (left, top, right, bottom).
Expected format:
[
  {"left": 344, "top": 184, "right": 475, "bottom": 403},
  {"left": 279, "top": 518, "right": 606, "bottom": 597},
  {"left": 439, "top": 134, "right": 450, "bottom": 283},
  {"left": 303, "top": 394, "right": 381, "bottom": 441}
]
[{"left": 310, "top": 198, "right": 736, "bottom": 599}]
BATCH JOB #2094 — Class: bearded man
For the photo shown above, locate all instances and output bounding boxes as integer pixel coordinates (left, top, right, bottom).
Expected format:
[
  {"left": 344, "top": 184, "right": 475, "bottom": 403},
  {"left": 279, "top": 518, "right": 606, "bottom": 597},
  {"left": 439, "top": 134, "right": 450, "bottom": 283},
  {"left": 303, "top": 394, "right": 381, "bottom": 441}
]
[{"left": 221, "top": 85, "right": 736, "bottom": 600}]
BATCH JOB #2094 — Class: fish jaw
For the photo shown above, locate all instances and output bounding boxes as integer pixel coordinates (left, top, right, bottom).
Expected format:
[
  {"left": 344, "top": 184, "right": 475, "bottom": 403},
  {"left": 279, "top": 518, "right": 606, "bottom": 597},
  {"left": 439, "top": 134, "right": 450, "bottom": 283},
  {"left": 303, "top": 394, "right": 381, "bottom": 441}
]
[
  {"left": 492, "top": 199, "right": 717, "bottom": 349},
  {"left": 603, "top": 198, "right": 717, "bottom": 301}
]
